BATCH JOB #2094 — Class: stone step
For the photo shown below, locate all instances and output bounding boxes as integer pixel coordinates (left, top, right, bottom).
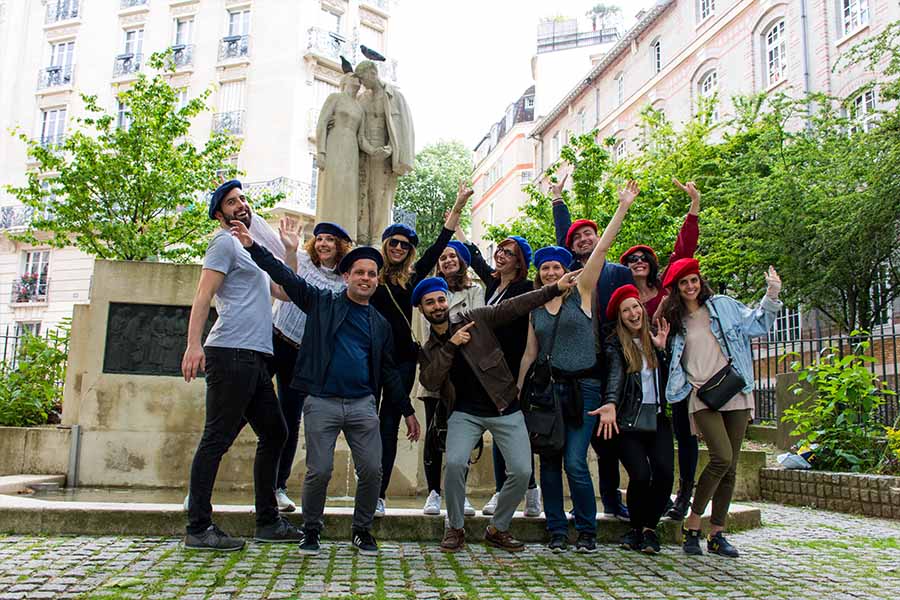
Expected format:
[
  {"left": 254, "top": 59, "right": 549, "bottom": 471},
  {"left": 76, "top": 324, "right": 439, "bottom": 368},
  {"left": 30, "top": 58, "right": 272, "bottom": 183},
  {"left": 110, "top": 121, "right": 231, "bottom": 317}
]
[
  {"left": 0, "top": 474, "right": 66, "bottom": 495},
  {"left": 0, "top": 493, "right": 760, "bottom": 543}
]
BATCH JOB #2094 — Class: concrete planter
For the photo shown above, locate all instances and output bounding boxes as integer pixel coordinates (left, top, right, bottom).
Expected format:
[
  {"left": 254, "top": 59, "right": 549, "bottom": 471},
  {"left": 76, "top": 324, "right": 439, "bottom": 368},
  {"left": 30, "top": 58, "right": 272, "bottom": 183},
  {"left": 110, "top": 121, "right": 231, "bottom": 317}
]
[
  {"left": 760, "top": 468, "right": 900, "bottom": 519},
  {"left": 0, "top": 426, "right": 70, "bottom": 476}
]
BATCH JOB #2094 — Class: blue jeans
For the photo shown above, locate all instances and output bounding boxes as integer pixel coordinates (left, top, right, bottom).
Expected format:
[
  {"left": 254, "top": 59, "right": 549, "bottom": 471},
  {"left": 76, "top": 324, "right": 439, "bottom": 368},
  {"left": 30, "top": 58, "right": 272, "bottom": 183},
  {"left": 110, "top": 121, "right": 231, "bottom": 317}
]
[{"left": 539, "top": 378, "right": 600, "bottom": 536}]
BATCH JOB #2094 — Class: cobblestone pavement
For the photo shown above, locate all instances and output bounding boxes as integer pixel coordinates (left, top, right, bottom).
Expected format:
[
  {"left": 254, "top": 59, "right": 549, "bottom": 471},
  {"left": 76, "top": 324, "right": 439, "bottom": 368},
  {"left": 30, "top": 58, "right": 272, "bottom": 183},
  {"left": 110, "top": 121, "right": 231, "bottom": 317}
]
[{"left": 0, "top": 503, "right": 898, "bottom": 600}]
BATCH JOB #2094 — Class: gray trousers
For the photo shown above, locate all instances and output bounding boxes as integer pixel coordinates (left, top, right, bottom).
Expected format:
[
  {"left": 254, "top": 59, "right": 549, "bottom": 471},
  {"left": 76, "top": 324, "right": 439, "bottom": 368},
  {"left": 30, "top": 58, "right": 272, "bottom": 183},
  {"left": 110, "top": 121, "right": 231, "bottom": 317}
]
[
  {"left": 301, "top": 394, "right": 382, "bottom": 533},
  {"left": 445, "top": 410, "right": 532, "bottom": 531}
]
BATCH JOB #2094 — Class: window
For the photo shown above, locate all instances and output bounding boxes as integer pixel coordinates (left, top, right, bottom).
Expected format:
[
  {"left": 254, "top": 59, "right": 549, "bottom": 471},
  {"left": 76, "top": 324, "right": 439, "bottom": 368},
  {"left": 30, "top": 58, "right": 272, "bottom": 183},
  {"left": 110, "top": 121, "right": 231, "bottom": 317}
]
[
  {"left": 16, "top": 322, "right": 42, "bottom": 337},
  {"left": 520, "top": 170, "right": 533, "bottom": 187},
  {"left": 176, "top": 88, "right": 189, "bottom": 110},
  {"left": 849, "top": 89, "right": 878, "bottom": 133},
  {"left": 360, "top": 23, "right": 384, "bottom": 52},
  {"left": 698, "top": 0, "right": 715, "bottom": 22},
  {"left": 489, "top": 202, "right": 495, "bottom": 225},
  {"left": 841, "top": 0, "right": 869, "bottom": 37},
  {"left": 615, "top": 73, "right": 624, "bottom": 106},
  {"left": 319, "top": 7, "right": 341, "bottom": 35},
  {"left": 524, "top": 96, "right": 534, "bottom": 110},
  {"left": 505, "top": 104, "right": 516, "bottom": 131},
  {"left": 577, "top": 110, "right": 586, "bottom": 135},
  {"left": 594, "top": 88, "right": 601, "bottom": 124},
  {"left": 228, "top": 9, "right": 251, "bottom": 37},
  {"left": 699, "top": 69, "right": 719, "bottom": 121},
  {"left": 23, "top": 250, "right": 50, "bottom": 299},
  {"left": 174, "top": 17, "right": 194, "bottom": 46},
  {"left": 764, "top": 20, "right": 786, "bottom": 87},
  {"left": 650, "top": 39, "right": 661, "bottom": 74},
  {"left": 614, "top": 140, "right": 626, "bottom": 161},
  {"left": 123, "top": 28, "right": 144, "bottom": 56},
  {"left": 551, "top": 132, "right": 560, "bottom": 160},
  {"left": 40, "top": 107, "right": 66, "bottom": 146},
  {"left": 50, "top": 41, "right": 75, "bottom": 68},
  {"left": 769, "top": 306, "right": 802, "bottom": 342},
  {"left": 219, "top": 80, "right": 246, "bottom": 113},
  {"left": 116, "top": 101, "right": 131, "bottom": 130}
]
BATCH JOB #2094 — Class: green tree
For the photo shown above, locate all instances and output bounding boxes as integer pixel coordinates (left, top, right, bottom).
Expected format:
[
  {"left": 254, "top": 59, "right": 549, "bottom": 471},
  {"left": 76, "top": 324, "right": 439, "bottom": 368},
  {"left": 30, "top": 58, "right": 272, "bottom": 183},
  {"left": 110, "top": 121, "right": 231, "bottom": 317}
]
[
  {"left": 394, "top": 140, "right": 472, "bottom": 247},
  {"left": 7, "top": 51, "right": 247, "bottom": 262},
  {"left": 585, "top": 3, "right": 621, "bottom": 31}
]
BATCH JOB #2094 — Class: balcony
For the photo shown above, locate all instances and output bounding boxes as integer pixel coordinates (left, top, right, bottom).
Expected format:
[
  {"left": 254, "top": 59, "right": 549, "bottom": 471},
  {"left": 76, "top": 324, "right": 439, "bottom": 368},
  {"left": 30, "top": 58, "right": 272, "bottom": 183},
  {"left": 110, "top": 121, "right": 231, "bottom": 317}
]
[
  {"left": 361, "top": 0, "right": 390, "bottom": 14},
  {"left": 45, "top": 0, "right": 79, "bottom": 24},
  {"left": 120, "top": 0, "right": 149, "bottom": 8},
  {"left": 245, "top": 177, "right": 315, "bottom": 215},
  {"left": 0, "top": 206, "right": 35, "bottom": 231},
  {"left": 112, "top": 53, "right": 142, "bottom": 78},
  {"left": 170, "top": 44, "right": 194, "bottom": 69},
  {"left": 212, "top": 110, "right": 245, "bottom": 135},
  {"left": 218, "top": 35, "right": 250, "bottom": 62},
  {"left": 10, "top": 274, "right": 49, "bottom": 305},
  {"left": 306, "top": 27, "right": 352, "bottom": 64},
  {"left": 38, "top": 134, "right": 66, "bottom": 150},
  {"left": 37, "top": 64, "right": 75, "bottom": 91}
]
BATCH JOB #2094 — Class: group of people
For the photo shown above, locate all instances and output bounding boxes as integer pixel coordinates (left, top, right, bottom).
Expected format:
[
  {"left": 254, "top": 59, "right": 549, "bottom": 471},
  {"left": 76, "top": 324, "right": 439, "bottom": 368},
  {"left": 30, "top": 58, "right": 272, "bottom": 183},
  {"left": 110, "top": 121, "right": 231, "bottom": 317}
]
[{"left": 181, "top": 170, "right": 783, "bottom": 559}]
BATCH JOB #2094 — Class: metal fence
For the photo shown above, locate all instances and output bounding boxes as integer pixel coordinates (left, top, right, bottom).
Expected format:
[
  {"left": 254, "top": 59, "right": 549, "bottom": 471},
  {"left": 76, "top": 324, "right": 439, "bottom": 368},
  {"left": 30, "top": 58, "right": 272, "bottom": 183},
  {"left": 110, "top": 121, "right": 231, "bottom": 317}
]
[
  {"left": 0, "top": 325, "right": 69, "bottom": 387},
  {"left": 751, "top": 317, "right": 899, "bottom": 426}
]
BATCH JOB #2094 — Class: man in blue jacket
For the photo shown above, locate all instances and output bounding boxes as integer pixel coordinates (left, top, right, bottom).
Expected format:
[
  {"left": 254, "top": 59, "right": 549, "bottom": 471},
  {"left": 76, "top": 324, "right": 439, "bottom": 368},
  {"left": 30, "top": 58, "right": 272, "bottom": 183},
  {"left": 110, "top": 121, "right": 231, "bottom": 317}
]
[
  {"left": 230, "top": 221, "right": 421, "bottom": 557},
  {"left": 550, "top": 172, "right": 633, "bottom": 521}
]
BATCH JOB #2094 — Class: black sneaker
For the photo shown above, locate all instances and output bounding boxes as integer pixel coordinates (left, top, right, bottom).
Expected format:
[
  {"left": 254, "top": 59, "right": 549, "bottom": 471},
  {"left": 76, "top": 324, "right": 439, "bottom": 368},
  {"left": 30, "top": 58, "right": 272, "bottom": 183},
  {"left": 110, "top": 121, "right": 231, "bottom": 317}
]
[
  {"left": 352, "top": 529, "right": 378, "bottom": 556},
  {"left": 574, "top": 532, "right": 597, "bottom": 554},
  {"left": 620, "top": 528, "right": 643, "bottom": 551},
  {"left": 548, "top": 533, "right": 568, "bottom": 553},
  {"left": 682, "top": 528, "right": 703, "bottom": 556},
  {"left": 603, "top": 500, "right": 630, "bottom": 522},
  {"left": 707, "top": 532, "right": 739, "bottom": 557},
  {"left": 640, "top": 529, "right": 661, "bottom": 554},
  {"left": 298, "top": 528, "right": 321, "bottom": 555},
  {"left": 184, "top": 524, "right": 245, "bottom": 552},
  {"left": 255, "top": 517, "right": 304, "bottom": 543}
]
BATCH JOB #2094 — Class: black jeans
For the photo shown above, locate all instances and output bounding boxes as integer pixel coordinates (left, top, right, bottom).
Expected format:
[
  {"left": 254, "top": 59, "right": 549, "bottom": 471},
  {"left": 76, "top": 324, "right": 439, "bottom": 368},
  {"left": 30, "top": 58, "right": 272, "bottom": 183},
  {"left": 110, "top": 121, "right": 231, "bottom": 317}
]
[
  {"left": 590, "top": 429, "right": 622, "bottom": 510},
  {"left": 423, "top": 397, "right": 443, "bottom": 494},
  {"left": 617, "top": 414, "right": 675, "bottom": 530},
  {"left": 671, "top": 398, "right": 699, "bottom": 490},
  {"left": 378, "top": 360, "right": 417, "bottom": 498},
  {"left": 187, "top": 347, "right": 287, "bottom": 534},
  {"left": 272, "top": 331, "right": 305, "bottom": 491}
]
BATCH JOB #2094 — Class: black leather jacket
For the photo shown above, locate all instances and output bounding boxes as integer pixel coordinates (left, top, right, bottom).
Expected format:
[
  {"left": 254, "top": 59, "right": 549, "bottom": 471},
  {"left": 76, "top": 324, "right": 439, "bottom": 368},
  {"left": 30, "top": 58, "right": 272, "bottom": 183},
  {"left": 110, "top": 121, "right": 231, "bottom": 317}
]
[{"left": 601, "top": 332, "right": 670, "bottom": 426}]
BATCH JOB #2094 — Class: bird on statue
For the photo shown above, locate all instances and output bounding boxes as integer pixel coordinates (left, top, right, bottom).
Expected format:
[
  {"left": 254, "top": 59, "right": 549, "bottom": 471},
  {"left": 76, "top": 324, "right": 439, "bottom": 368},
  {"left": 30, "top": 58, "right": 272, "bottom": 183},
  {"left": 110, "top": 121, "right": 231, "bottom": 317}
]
[
  {"left": 340, "top": 55, "right": 354, "bottom": 74},
  {"left": 360, "top": 45, "right": 386, "bottom": 62}
]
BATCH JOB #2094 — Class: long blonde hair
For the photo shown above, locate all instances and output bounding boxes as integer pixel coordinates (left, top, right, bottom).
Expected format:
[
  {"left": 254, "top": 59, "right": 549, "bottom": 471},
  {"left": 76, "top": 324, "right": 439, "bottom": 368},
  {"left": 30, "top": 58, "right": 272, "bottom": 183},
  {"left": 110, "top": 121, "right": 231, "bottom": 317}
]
[
  {"left": 615, "top": 304, "right": 658, "bottom": 374},
  {"left": 379, "top": 238, "right": 416, "bottom": 288}
]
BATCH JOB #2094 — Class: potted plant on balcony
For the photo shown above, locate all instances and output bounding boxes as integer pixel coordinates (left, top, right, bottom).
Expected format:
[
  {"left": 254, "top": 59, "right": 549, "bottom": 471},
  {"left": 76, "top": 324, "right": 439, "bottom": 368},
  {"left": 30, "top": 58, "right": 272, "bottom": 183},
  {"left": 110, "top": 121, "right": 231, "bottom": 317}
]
[{"left": 13, "top": 272, "right": 40, "bottom": 303}]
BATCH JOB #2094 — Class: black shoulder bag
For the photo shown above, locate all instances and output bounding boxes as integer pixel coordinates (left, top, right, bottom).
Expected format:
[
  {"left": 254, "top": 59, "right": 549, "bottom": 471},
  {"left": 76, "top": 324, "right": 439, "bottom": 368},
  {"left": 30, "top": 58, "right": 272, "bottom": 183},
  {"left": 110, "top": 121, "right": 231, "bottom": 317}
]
[
  {"left": 521, "top": 310, "right": 565, "bottom": 456},
  {"left": 696, "top": 300, "right": 746, "bottom": 411}
]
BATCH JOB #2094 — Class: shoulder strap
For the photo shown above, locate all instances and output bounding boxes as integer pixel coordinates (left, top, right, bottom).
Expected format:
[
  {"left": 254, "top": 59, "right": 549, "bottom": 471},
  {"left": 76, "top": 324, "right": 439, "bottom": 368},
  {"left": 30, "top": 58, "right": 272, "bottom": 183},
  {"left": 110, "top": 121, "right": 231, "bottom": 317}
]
[
  {"left": 385, "top": 285, "right": 420, "bottom": 348},
  {"left": 544, "top": 304, "right": 563, "bottom": 363},
  {"left": 705, "top": 298, "right": 733, "bottom": 360}
]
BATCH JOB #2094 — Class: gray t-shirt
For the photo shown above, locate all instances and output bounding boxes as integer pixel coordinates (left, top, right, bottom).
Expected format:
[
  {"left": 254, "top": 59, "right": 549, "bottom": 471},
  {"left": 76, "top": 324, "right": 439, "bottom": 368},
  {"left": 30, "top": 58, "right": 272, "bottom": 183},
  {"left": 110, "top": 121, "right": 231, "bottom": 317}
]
[{"left": 202, "top": 229, "right": 273, "bottom": 355}]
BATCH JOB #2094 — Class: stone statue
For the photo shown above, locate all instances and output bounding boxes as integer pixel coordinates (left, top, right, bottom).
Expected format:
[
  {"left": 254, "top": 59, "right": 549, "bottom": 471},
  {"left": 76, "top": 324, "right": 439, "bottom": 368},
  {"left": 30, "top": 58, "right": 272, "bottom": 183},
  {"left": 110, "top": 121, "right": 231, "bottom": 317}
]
[{"left": 356, "top": 60, "right": 415, "bottom": 246}]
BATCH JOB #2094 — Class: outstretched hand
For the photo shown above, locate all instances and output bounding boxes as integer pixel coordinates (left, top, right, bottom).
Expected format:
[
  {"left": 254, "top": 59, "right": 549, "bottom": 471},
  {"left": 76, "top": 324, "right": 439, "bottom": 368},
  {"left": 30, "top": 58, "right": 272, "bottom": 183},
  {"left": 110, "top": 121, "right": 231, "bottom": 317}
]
[
  {"left": 618, "top": 180, "right": 640, "bottom": 208},
  {"left": 454, "top": 179, "right": 474, "bottom": 210},
  {"left": 549, "top": 167, "right": 569, "bottom": 198},
  {"left": 764, "top": 265, "right": 782, "bottom": 299},
  {"left": 673, "top": 178, "right": 701, "bottom": 214},
  {"left": 556, "top": 269, "right": 582, "bottom": 292},
  {"left": 278, "top": 217, "right": 300, "bottom": 253},
  {"left": 230, "top": 221, "right": 254, "bottom": 248},
  {"left": 651, "top": 317, "right": 670, "bottom": 350},
  {"left": 449, "top": 321, "right": 475, "bottom": 346},
  {"left": 588, "top": 404, "right": 619, "bottom": 439}
]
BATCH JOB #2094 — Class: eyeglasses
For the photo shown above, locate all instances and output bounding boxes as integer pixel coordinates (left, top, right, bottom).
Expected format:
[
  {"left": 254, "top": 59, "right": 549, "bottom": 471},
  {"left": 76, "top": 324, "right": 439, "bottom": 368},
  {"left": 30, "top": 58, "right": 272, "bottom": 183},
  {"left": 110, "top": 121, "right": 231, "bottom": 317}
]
[
  {"left": 387, "top": 238, "right": 412, "bottom": 251},
  {"left": 625, "top": 253, "right": 649, "bottom": 265},
  {"left": 494, "top": 247, "right": 516, "bottom": 259}
]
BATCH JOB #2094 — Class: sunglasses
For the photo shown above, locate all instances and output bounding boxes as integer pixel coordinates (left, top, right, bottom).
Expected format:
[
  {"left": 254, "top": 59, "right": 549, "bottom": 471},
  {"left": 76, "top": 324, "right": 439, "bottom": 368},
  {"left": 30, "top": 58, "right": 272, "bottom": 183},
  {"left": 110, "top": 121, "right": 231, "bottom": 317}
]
[
  {"left": 387, "top": 238, "right": 413, "bottom": 251},
  {"left": 494, "top": 247, "right": 516, "bottom": 259},
  {"left": 626, "top": 253, "right": 650, "bottom": 265}
]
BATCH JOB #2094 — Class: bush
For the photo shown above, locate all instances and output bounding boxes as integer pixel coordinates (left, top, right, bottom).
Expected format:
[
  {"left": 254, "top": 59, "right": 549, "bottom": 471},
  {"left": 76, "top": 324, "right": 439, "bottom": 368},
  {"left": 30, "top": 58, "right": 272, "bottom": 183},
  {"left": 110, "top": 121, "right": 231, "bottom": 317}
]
[
  {"left": 782, "top": 333, "right": 895, "bottom": 473},
  {"left": 883, "top": 426, "right": 900, "bottom": 475},
  {"left": 0, "top": 323, "right": 69, "bottom": 427}
]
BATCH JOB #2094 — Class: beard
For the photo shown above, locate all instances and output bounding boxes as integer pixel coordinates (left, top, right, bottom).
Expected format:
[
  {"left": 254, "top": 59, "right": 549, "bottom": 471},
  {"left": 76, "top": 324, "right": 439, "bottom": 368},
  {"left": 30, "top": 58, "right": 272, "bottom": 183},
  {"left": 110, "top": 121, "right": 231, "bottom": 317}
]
[
  {"left": 423, "top": 309, "right": 448, "bottom": 325},
  {"left": 225, "top": 212, "right": 252, "bottom": 228}
]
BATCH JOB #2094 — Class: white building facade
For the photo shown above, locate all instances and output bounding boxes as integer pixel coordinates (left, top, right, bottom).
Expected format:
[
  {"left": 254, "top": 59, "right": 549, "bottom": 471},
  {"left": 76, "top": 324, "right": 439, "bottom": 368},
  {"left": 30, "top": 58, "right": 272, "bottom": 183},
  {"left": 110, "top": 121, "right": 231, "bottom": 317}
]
[{"left": 0, "top": 0, "right": 397, "bottom": 335}]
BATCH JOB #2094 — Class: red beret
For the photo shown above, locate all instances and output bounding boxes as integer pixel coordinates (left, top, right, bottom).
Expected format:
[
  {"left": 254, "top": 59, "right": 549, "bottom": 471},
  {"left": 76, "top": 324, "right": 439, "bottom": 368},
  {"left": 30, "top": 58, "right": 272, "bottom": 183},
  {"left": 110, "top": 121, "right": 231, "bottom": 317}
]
[
  {"left": 661, "top": 258, "right": 700, "bottom": 289},
  {"left": 565, "top": 219, "right": 598, "bottom": 248},
  {"left": 619, "top": 245, "right": 658, "bottom": 265},
  {"left": 606, "top": 284, "right": 641, "bottom": 321}
]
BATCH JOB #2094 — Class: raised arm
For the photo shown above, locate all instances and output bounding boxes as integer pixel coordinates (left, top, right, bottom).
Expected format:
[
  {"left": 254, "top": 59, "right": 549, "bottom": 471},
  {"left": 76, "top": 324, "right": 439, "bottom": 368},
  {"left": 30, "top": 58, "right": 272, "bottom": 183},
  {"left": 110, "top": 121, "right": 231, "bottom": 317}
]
[
  {"left": 732, "top": 266, "right": 783, "bottom": 338},
  {"left": 549, "top": 169, "right": 573, "bottom": 247},
  {"left": 578, "top": 180, "right": 638, "bottom": 297},
  {"left": 663, "top": 179, "right": 700, "bottom": 274},
  {"left": 463, "top": 241, "right": 495, "bottom": 286},
  {"left": 469, "top": 273, "right": 579, "bottom": 329}
]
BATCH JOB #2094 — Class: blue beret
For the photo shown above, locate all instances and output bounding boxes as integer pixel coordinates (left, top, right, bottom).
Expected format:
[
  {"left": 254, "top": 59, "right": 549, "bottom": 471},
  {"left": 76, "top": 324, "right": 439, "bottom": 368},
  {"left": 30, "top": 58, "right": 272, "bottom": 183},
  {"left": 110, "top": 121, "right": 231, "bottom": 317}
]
[
  {"left": 445, "top": 241, "right": 471, "bottom": 265},
  {"left": 208, "top": 179, "right": 242, "bottom": 219},
  {"left": 411, "top": 276, "right": 449, "bottom": 307},
  {"left": 534, "top": 246, "right": 573, "bottom": 270},
  {"left": 381, "top": 223, "right": 419, "bottom": 247},
  {"left": 314, "top": 222, "right": 352, "bottom": 242},
  {"left": 338, "top": 246, "right": 384, "bottom": 274},
  {"left": 507, "top": 235, "right": 533, "bottom": 268}
]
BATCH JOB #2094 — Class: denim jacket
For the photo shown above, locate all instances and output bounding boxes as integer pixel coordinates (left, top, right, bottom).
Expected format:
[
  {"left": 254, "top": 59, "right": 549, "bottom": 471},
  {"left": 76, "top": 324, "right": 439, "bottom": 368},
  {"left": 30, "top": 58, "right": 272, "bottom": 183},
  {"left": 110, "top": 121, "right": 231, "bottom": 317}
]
[{"left": 666, "top": 294, "right": 782, "bottom": 404}]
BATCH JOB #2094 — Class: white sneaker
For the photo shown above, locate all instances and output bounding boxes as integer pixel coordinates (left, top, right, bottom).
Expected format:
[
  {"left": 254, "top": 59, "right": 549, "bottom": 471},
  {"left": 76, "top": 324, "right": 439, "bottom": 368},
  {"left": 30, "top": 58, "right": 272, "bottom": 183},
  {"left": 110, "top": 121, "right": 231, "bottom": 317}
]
[
  {"left": 183, "top": 493, "right": 190, "bottom": 512},
  {"left": 374, "top": 497, "right": 386, "bottom": 518},
  {"left": 275, "top": 488, "right": 296, "bottom": 513},
  {"left": 482, "top": 492, "right": 500, "bottom": 516},
  {"left": 464, "top": 497, "right": 476, "bottom": 517},
  {"left": 423, "top": 490, "right": 441, "bottom": 515},
  {"left": 524, "top": 486, "right": 543, "bottom": 518}
]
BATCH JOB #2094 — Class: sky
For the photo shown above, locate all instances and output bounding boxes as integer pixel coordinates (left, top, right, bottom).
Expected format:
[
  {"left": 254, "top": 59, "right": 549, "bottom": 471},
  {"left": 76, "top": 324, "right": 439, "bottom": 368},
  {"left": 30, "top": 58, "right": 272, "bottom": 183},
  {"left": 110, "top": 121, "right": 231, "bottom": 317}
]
[{"left": 390, "top": 0, "right": 657, "bottom": 152}]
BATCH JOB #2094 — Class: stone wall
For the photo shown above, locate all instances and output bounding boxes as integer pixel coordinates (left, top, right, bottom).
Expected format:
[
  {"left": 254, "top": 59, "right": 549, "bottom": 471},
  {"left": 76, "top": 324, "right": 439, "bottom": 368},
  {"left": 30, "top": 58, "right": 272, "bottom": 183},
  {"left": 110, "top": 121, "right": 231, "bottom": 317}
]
[
  {"left": 760, "top": 468, "right": 900, "bottom": 520},
  {"left": 0, "top": 426, "right": 70, "bottom": 476}
]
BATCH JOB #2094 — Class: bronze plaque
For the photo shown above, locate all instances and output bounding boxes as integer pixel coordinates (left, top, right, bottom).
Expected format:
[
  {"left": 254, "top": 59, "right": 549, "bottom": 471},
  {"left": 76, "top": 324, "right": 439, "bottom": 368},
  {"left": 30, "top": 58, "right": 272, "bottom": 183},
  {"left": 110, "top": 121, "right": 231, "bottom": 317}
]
[{"left": 102, "top": 302, "right": 217, "bottom": 376}]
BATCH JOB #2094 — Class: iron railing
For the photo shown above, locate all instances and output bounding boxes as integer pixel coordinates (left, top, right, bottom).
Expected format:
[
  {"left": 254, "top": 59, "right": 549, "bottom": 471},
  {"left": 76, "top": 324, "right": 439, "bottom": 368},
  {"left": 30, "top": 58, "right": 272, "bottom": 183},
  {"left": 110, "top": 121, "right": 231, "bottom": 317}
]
[
  {"left": 10, "top": 276, "right": 49, "bottom": 304},
  {"left": 170, "top": 44, "right": 193, "bottom": 68},
  {"left": 0, "top": 206, "right": 34, "bottom": 231},
  {"left": 752, "top": 316, "right": 900, "bottom": 426},
  {"left": 39, "top": 134, "right": 66, "bottom": 149},
  {"left": 244, "top": 177, "right": 315, "bottom": 214},
  {"left": 45, "top": 0, "right": 79, "bottom": 24},
  {"left": 0, "top": 324, "right": 68, "bottom": 380},
  {"left": 120, "top": 0, "right": 148, "bottom": 8},
  {"left": 218, "top": 35, "right": 250, "bottom": 61},
  {"left": 212, "top": 110, "right": 245, "bottom": 135},
  {"left": 37, "top": 64, "right": 74, "bottom": 90},
  {"left": 112, "top": 53, "right": 142, "bottom": 77}
]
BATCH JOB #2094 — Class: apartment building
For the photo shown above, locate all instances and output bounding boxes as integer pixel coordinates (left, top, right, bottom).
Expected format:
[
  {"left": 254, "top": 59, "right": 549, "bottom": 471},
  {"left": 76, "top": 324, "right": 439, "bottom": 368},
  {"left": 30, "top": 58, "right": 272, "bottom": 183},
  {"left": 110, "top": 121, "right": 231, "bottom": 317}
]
[{"left": 0, "top": 0, "right": 397, "bottom": 334}]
